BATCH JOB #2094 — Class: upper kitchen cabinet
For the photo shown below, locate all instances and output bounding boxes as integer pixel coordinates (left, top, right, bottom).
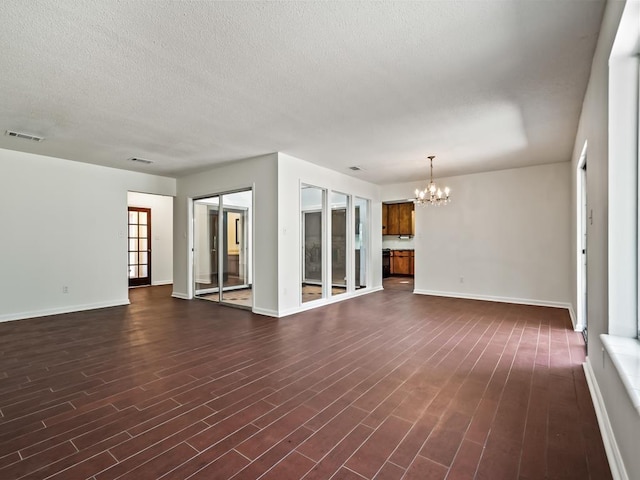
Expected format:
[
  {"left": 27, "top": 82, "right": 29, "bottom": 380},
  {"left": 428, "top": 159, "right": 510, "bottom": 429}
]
[
  {"left": 383, "top": 202, "right": 414, "bottom": 236},
  {"left": 382, "top": 203, "right": 389, "bottom": 234}
]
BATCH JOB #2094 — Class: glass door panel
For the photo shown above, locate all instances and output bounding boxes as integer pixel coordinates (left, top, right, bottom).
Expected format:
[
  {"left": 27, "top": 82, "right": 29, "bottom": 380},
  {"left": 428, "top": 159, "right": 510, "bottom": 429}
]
[
  {"left": 220, "top": 190, "right": 252, "bottom": 308},
  {"left": 193, "top": 196, "right": 220, "bottom": 301},
  {"left": 331, "top": 192, "right": 348, "bottom": 296},
  {"left": 355, "top": 197, "right": 369, "bottom": 289},
  {"left": 301, "top": 185, "right": 326, "bottom": 303}
]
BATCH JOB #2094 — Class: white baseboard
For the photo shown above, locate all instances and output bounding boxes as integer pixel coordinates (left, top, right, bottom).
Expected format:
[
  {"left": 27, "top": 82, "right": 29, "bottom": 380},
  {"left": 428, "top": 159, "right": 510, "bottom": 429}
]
[
  {"left": 413, "top": 289, "right": 572, "bottom": 311},
  {"left": 568, "top": 305, "right": 579, "bottom": 331},
  {"left": 171, "top": 292, "right": 190, "bottom": 300},
  {"left": 277, "top": 286, "right": 384, "bottom": 318},
  {"left": 583, "top": 359, "right": 628, "bottom": 480},
  {"left": 152, "top": 280, "right": 173, "bottom": 286},
  {"left": 251, "top": 307, "right": 279, "bottom": 318},
  {"left": 0, "top": 299, "right": 131, "bottom": 323}
]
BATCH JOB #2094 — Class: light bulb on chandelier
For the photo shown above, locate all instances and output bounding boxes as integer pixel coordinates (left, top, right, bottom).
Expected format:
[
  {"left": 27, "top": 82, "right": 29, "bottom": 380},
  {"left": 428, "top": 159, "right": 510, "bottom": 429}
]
[{"left": 414, "top": 155, "right": 450, "bottom": 206}]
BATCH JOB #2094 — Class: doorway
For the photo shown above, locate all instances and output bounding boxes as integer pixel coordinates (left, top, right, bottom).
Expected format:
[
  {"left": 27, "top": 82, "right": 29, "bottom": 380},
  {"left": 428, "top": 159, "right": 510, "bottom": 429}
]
[
  {"left": 128, "top": 207, "right": 151, "bottom": 287},
  {"left": 193, "top": 189, "right": 253, "bottom": 309},
  {"left": 577, "top": 143, "right": 588, "bottom": 343}
]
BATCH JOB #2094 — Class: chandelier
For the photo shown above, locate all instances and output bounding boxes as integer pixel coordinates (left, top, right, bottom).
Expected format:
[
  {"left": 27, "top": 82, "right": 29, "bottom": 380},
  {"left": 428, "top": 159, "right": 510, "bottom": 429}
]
[{"left": 414, "top": 155, "right": 450, "bottom": 206}]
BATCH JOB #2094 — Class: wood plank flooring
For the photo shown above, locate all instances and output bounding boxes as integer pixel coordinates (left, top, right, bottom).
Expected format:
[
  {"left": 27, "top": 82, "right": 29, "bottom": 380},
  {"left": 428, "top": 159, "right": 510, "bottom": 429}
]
[{"left": 0, "top": 281, "right": 611, "bottom": 479}]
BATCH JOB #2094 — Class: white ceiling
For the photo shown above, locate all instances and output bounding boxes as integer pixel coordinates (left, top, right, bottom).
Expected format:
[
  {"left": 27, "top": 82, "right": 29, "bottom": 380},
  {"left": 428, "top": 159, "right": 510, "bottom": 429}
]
[{"left": 0, "top": 0, "right": 605, "bottom": 184}]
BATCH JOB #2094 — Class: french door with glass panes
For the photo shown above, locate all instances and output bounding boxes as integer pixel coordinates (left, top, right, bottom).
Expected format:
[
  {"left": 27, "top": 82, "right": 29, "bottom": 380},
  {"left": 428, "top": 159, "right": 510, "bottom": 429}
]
[{"left": 128, "top": 207, "right": 151, "bottom": 287}]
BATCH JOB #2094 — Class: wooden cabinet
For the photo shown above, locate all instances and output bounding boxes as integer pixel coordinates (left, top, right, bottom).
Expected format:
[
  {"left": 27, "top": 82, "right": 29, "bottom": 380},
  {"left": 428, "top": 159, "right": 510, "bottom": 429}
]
[
  {"left": 390, "top": 250, "right": 414, "bottom": 276},
  {"left": 382, "top": 203, "right": 389, "bottom": 234},
  {"left": 383, "top": 202, "right": 414, "bottom": 236}
]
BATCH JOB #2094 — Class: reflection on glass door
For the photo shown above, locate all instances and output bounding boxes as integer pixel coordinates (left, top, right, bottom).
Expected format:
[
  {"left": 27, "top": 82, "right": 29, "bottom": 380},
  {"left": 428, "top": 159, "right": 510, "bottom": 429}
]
[
  {"left": 128, "top": 207, "right": 151, "bottom": 287},
  {"left": 193, "top": 190, "right": 253, "bottom": 309},
  {"left": 331, "top": 192, "right": 348, "bottom": 296}
]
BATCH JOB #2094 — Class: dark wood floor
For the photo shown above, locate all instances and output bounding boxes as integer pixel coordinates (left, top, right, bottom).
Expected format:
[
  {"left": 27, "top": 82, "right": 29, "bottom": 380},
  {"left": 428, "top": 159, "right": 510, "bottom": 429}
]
[{"left": 0, "top": 281, "right": 611, "bottom": 479}]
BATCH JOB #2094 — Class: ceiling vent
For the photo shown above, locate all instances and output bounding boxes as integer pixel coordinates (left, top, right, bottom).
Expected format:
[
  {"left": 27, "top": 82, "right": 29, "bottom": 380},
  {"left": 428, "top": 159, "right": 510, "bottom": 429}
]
[
  {"left": 349, "top": 166, "right": 362, "bottom": 171},
  {"left": 5, "top": 130, "right": 44, "bottom": 142},
  {"left": 128, "top": 157, "right": 153, "bottom": 165}
]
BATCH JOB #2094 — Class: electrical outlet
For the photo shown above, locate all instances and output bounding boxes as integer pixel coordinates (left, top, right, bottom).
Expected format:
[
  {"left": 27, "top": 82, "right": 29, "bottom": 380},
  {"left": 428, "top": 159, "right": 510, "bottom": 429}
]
[{"left": 62, "top": 286, "right": 69, "bottom": 294}]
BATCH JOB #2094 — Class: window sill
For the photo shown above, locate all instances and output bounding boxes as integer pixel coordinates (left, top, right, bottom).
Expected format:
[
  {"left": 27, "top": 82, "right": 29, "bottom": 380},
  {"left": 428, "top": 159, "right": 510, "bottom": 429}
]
[{"left": 600, "top": 334, "right": 640, "bottom": 415}]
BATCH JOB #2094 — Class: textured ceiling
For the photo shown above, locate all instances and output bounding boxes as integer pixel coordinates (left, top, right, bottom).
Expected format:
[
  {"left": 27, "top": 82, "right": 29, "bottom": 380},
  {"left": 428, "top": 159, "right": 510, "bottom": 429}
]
[{"left": 0, "top": 0, "right": 605, "bottom": 184}]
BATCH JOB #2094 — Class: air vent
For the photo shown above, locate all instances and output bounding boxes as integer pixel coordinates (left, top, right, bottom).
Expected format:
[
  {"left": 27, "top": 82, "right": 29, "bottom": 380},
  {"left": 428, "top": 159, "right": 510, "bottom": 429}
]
[
  {"left": 349, "top": 166, "right": 362, "bottom": 171},
  {"left": 128, "top": 157, "right": 153, "bottom": 165},
  {"left": 5, "top": 130, "right": 44, "bottom": 142}
]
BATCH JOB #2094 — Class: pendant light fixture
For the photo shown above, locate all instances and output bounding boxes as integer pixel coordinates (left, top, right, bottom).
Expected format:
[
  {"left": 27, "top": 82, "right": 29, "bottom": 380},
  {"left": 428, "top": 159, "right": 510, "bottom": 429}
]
[{"left": 414, "top": 155, "right": 450, "bottom": 206}]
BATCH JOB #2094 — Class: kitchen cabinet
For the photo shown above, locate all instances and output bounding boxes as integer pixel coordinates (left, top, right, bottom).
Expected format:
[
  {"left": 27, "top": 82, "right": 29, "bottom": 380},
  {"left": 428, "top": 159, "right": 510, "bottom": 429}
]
[
  {"left": 390, "top": 250, "right": 414, "bottom": 276},
  {"left": 383, "top": 202, "right": 414, "bottom": 236},
  {"left": 382, "top": 203, "right": 389, "bottom": 234}
]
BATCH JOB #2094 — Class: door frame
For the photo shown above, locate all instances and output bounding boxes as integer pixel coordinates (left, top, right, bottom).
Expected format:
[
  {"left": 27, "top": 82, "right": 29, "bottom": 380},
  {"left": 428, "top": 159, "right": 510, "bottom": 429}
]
[{"left": 576, "top": 142, "right": 588, "bottom": 335}]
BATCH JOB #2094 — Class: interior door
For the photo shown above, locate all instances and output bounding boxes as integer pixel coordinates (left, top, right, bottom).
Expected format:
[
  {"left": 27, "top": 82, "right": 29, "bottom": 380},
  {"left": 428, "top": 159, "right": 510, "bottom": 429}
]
[{"left": 128, "top": 207, "right": 151, "bottom": 287}]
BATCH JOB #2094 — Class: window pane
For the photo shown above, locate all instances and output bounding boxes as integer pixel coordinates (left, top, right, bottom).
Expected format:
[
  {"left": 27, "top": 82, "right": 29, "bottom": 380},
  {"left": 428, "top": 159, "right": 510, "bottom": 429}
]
[
  {"left": 331, "top": 192, "right": 348, "bottom": 296},
  {"left": 129, "top": 265, "right": 138, "bottom": 278},
  {"left": 139, "top": 239, "right": 148, "bottom": 251},
  {"left": 129, "top": 252, "right": 138, "bottom": 264},
  {"left": 128, "top": 225, "right": 138, "bottom": 238},
  {"left": 129, "top": 239, "right": 137, "bottom": 251},
  {"left": 139, "top": 226, "right": 148, "bottom": 238},
  {"left": 355, "top": 197, "right": 369, "bottom": 289},
  {"left": 139, "top": 265, "right": 148, "bottom": 277},
  {"left": 139, "top": 212, "right": 148, "bottom": 225},
  {"left": 139, "top": 252, "right": 148, "bottom": 264},
  {"left": 301, "top": 185, "right": 325, "bottom": 303},
  {"left": 129, "top": 211, "right": 138, "bottom": 224}
]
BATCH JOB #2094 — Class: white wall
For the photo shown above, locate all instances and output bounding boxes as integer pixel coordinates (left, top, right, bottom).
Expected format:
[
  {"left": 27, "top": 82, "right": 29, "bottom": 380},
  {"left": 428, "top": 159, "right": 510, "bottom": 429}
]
[
  {"left": 382, "top": 162, "right": 572, "bottom": 307},
  {"left": 277, "top": 153, "right": 382, "bottom": 315},
  {"left": 570, "top": 1, "right": 640, "bottom": 479},
  {"left": 127, "top": 192, "right": 173, "bottom": 285},
  {"left": 0, "top": 148, "right": 176, "bottom": 322},
  {"left": 173, "top": 154, "right": 278, "bottom": 316}
]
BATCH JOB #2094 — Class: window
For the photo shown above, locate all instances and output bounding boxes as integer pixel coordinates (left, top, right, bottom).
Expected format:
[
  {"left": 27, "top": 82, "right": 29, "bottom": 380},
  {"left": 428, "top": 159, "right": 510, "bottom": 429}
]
[
  {"left": 354, "top": 197, "right": 370, "bottom": 290},
  {"left": 608, "top": 0, "right": 640, "bottom": 339},
  {"left": 299, "top": 185, "right": 371, "bottom": 304},
  {"left": 301, "top": 185, "right": 326, "bottom": 303},
  {"left": 600, "top": 0, "right": 640, "bottom": 414}
]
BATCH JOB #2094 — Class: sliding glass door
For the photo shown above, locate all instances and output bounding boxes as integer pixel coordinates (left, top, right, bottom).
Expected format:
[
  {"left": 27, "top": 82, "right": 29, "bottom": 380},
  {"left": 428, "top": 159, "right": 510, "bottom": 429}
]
[{"left": 193, "top": 189, "right": 253, "bottom": 308}]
